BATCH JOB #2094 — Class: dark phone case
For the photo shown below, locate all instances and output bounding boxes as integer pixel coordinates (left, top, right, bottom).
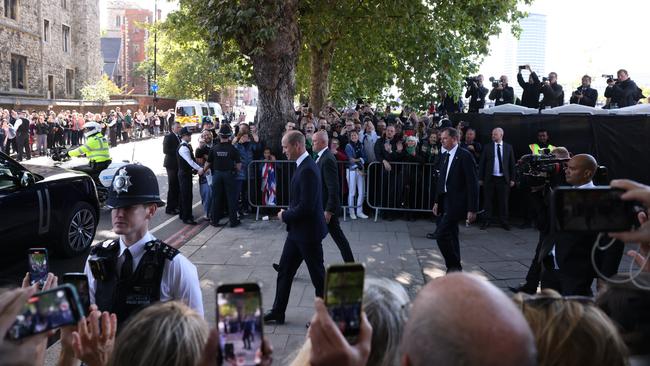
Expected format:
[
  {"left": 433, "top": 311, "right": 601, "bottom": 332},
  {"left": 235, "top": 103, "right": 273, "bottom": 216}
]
[
  {"left": 215, "top": 283, "right": 263, "bottom": 362},
  {"left": 324, "top": 264, "right": 365, "bottom": 344},
  {"left": 6, "top": 284, "right": 84, "bottom": 340},
  {"left": 28, "top": 248, "right": 49, "bottom": 286},
  {"left": 62, "top": 273, "right": 90, "bottom": 312},
  {"left": 552, "top": 187, "right": 636, "bottom": 232}
]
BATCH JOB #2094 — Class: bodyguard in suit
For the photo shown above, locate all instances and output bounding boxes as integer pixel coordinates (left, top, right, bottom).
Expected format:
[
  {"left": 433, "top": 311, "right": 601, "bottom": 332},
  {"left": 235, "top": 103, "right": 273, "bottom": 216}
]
[
  {"left": 163, "top": 122, "right": 182, "bottom": 215},
  {"left": 313, "top": 130, "right": 354, "bottom": 262},
  {"left": 264, "top": 131, "right": 328, "bottom": 324},
  {"left": 539, "top": 154, "right": 623, "bottom": 296},
  {"left": 479, "top": 127, "right": 516, "bottom": 230},
  {"left": 426, "top": 127, "right": 479, "bottom": 272}
]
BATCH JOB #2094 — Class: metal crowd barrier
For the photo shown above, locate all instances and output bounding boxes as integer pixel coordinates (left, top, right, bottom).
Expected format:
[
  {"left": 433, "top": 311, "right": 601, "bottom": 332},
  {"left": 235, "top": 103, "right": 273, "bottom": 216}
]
[
  {"left": 365, "top": 161, "right": 438, "bottom": 222},
  {"left": 246, "top": 159, "right": 366, "bottom": 221}
]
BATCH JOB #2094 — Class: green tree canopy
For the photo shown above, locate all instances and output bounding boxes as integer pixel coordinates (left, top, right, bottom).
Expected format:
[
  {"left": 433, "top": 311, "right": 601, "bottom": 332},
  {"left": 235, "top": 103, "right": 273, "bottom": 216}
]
[{"left": 81, "top": 75, "right": 122, "bottom": 103}]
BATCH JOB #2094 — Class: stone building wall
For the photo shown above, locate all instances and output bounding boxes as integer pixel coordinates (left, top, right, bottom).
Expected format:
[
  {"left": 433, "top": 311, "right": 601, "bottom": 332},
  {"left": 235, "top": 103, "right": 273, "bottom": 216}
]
[{"left": 0, "top": 0, "right": 101, "bottom": 99}]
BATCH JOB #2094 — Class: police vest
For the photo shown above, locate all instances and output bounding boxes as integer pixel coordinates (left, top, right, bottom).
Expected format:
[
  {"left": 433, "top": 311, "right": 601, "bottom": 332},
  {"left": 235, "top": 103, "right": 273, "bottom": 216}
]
[
  {"left": 529, "top": 143, "right": 555, "bottom": 155},
  {"left": 69, "top": 133, "right": 111, "bottom": 163},
  {"left": 177, "top": 141, "right": 196, "bottom": 174},
  {"left": 91, "top": 239, "right": 179, "bottom": 325}
]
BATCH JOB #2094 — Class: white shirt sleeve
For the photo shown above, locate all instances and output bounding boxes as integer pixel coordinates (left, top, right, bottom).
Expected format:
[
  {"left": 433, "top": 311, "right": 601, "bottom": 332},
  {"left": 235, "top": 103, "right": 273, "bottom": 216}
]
[
  {"left": 160, "top": 254, "right": 204, "bottom": 318},
  {"left": 13, "top": 119, "right": 23, "bottom": 130},
  {"left": 179, "top": 145, "right": 203, "bottom": 170}
]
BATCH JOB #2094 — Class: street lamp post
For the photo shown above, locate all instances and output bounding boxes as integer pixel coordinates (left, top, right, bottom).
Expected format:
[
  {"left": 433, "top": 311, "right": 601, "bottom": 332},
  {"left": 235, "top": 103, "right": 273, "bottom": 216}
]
[{"left": 153, "top": 0, "right": 158, "bottom": 113}]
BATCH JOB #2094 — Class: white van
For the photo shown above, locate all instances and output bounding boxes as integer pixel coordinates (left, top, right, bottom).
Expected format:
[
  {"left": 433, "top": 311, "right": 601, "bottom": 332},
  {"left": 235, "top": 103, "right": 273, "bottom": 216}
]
[
  {"left": 175, "top": 100, "right": 210, "bottom": 131},
  {"left": 207, "top": 102, "right": 224, "bottom": 124}
]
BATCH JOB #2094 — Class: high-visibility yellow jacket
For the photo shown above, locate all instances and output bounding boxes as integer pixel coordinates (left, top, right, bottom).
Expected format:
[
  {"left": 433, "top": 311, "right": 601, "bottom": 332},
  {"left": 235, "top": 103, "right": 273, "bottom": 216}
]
[
  {"left": 69, "top": 133, "right": 111, "bottom": 163},
  {"left": 529, "top": 143, "right": 556, "bottom": 155}
]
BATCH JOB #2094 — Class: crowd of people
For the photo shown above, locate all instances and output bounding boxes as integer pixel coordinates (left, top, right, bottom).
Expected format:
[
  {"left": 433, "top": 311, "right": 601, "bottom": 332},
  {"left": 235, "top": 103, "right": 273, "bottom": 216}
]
[{"left": 1, "top": 107, "right": 178, "bottom": 161}]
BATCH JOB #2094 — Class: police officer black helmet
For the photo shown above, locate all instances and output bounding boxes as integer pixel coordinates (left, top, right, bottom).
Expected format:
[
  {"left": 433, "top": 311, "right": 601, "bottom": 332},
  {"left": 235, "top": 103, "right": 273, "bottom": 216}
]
[
  {"left": 218, "top": 125, "right": 233, "bottom": 138},
  {"left": 106, "top": 164, "right": 166, "bottom": 209},
  {"left": 179, "top": 127, "right": 192, "bottom": 137}
]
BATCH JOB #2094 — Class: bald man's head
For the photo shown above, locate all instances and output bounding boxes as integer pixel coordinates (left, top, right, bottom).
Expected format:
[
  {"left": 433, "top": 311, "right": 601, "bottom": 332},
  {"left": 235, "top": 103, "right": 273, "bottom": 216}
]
[
  {"left": 312, "top": 130, "right": 329, "bottom": 153},
  {"left": 401, "top": 273, "right": 536, "bottom": 366},
  {"left": 491, "top": 127, "right": 504, "bottom": 143},
  {"left": 565, "top": 153, "right": 597, "bottom": 186}
]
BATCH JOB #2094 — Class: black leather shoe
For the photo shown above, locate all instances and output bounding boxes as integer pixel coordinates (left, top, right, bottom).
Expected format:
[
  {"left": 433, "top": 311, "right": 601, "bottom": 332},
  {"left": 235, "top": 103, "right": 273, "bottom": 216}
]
[
  {"left": 480, "top": 222, "right": 490, "bottom": 230},
  {"left": 502, "top": 223, "right": 511, "bottom": 231},
  {"left": 508, "top": 283, "right": 537, "bottom": 295},
  {"left": 165, "top": 208, "right": 180, "bottom": 215},
  {"left": 183, "top": 219, "right": 198, "bottom": 225},
  {"left": 211, "top": 221, "right": 224, "bottom": 227},
  {"left": 272, "top": 263, "right": 280, "bottom": 272},
  {"left": 426, "top": 232, "right": 438, "bottom": 240},
  {"left": 263, "top": 311, "right": 285, "bottom": 324},
  {"left": 229, "top": 220, "right": 241, "bottom": 228}
]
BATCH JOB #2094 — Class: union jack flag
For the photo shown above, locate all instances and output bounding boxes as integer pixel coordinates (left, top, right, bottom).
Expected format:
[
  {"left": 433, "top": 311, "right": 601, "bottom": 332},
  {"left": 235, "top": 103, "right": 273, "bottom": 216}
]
[{"left": 261, "top": 162, "right": 276, "bottom": 206}]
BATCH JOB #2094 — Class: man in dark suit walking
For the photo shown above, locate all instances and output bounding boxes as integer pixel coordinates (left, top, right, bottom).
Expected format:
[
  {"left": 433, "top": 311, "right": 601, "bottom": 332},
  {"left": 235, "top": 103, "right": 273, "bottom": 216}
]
[
  {"left": 426, "top": 127, "right": 479, "bottom": 273},
  {"left": 478, "top": 127, "right": 516, "bottom": 230},
  {"left": 163, "top": 122, "right": 182, "bottom": 215},
  {"left": 264, "top": 131, "right": 328, "bottom": 324},
  {"left": 313, "top": 130, "right": 354, "bottom": 262}
]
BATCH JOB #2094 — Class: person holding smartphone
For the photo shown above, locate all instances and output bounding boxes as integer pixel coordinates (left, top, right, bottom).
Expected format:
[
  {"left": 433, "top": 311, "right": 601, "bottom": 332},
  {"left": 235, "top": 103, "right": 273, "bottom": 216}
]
[{"left": 85, "top": 164, "right": 203, "bottom": 325}]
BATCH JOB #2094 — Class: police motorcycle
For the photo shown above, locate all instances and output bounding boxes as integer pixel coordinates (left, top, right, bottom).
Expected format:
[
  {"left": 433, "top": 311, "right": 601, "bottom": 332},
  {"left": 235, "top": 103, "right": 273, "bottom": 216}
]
[{"left": 50, "top": 122, "right": 129, "bottom": 204}]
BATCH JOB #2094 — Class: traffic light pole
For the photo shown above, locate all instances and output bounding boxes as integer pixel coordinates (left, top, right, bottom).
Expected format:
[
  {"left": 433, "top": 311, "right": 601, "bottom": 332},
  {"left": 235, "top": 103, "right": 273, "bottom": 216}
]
[{"left": 153, "top": 0, "right": 158, "bottom": 112}]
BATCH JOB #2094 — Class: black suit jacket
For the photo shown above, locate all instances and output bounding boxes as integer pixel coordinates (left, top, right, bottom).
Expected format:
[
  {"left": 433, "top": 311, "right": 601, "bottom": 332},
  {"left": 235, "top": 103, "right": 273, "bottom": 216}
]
[
  {"left": 163, "top": 133, "right": 181, "bottom": 170},
  {"left": 317, "top": 148, "right": 341, "bottom": 215},
  {"left": 282, "top": 155, "right": 328, "bottom": 243},
  {"left": 435, "top": 146, "right": 479, "bottom": 219},
  {"left": 478, "top": 142, "right": 516, "bottom": 183}
]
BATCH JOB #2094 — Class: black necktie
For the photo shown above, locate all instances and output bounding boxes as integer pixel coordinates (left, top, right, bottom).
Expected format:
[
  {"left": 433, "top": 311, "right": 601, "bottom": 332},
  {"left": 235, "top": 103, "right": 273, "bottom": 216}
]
[
  {"left": 439, "top": 151, "right": 450, "bottom": 191},
  {"left": 120, "top": 249, "right": 133, "bottom": 280},
  {"left": 497, "top": 144, "right": 504, "bottom": 174}
]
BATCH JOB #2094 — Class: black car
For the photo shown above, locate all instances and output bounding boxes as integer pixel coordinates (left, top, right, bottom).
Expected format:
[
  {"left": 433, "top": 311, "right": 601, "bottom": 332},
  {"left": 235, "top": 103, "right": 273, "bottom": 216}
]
[{"left": 0, "top": 151, "right": 100, "bottom": 257}]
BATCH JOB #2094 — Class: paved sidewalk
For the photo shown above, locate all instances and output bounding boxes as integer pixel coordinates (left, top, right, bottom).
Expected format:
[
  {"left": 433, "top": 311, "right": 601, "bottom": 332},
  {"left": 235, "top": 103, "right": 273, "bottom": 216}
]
[{"left": 188, "top": 217, "right": 540, "bottom": 363}]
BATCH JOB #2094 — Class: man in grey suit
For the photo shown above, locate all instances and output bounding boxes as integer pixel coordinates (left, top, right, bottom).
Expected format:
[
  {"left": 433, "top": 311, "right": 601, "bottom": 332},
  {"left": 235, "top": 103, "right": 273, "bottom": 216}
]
[{"left": 478, "top": 127, "right": 516, "bottom": 230}]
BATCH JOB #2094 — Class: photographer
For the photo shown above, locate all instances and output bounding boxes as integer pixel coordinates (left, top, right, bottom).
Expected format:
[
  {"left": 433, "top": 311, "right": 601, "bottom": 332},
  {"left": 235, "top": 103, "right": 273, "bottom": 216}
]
[
  {"left": 539, "top": 154, "right": 624, "bottom": 296},
  {"left": 539, "top": 72, "right": 564, "bottom": 109},
  {"left": 570, "top": 75, "right": 598, "bottom": 107},
  {"left": 488, "top": 75, "right": 514, "bottom": 106},
  {"left": 464, "top": 75, "right": 489, "bottom": 113},
  {"left": 516, "top": 65, "right": 541, "bottom": 109},
  {"left": 604, "top": 69, "right": 644, "bottom": 108}
]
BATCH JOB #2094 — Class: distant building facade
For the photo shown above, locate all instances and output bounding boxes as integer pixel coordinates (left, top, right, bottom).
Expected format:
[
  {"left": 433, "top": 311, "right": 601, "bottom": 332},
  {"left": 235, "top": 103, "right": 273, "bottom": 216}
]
[{"left": 0, "top": 0, "right": 102, "bottom": 99}]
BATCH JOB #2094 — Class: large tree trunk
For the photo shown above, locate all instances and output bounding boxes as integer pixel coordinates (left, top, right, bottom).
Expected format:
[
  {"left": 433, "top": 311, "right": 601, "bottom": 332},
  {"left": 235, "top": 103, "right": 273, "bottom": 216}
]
[
  {"left": 309, "top": 40, "right": 335, "bottom": 118},
  {"left": 252, "top": 2, "right": 301, "bottom": 157}
]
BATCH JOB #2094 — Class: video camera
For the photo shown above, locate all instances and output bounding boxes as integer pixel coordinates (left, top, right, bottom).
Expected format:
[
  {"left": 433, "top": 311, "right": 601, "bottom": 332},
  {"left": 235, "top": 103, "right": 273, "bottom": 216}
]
[
  {"left": 519, "top": 65, "right": 527, "bottom": 70},
  {"left": 488, "top": 77, "right": 501, "bottom": 88},
  {"left": 465, "top": 76, "right": 480, "bottom": 87},
  {"left": 542, "top": 77, "right": 550, "bottom": 82},
  {"left": 602, "top": 74, "right": 619, "bottom": 83},
  {"left": 50, "top": 146, "right": 70, "bottom": 162},
  {"left": 515, "top": 152, "right": 569, "bottom": 188}
]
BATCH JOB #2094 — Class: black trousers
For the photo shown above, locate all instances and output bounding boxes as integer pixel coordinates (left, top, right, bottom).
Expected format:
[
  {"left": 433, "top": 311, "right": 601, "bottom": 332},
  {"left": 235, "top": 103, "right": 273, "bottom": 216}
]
[
  {"left": 166, "top": 168, "right": 180, "bottom": 211},
  {"left": 484, "top": 176, "right": 509, "bottom": 224},
  {"left": 212, "top": 170, "right": 238, "bottom": 224},
  {"left": 178, "top": 171, "right": 194, "bottom": 221},
  {"left": 540, "top": 265, "right": 593, "bottom": 296},
  {"left": 15, "top": 135, "right": 30, "bottom": 161},
  {"left": 328, "top": 215, "right": 354, "bottom": 263},
  {"left": 434, "top": 195, "right": 462, "bottom": 271},
  {"left": 524, "top": 231, "right": 547, "bottom": 285},
  {"left": 271, "top": 237, "right": 325, "bottom": 315}
]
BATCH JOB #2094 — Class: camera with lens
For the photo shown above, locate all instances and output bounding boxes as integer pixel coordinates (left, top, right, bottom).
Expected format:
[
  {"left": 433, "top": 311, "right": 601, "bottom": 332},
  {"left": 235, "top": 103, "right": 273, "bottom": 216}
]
[
  {"left": 488, "top": 76, "right": 501, "bottom": 88},
  {"left": 465, "top": 76, "right": 480, "bottom": 87},
  {"left": 602, "top": 74, "right": 618, "bottom": 84},
  {"left": 515, "top": 152, "right": 569, "bottom": 188},
  {"left": 49, "top": 146, "right": 70, "bottom": 162},
  {"left": 542, "top": 77, "right": 550, "bottom": 83},
  {"left": 519, "top": 65, "right": 527, "bottom": 70}
]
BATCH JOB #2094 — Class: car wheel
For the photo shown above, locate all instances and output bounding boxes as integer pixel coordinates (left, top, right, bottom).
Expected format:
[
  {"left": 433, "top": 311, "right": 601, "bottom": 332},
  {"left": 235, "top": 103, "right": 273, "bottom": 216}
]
[{"left": 59, "top": 202, "right": 97, "bottom": 257}]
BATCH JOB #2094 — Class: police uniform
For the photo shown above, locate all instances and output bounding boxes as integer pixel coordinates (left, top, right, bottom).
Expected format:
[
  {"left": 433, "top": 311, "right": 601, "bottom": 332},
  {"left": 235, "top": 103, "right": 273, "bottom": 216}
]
[
  {"left": 68, "top": 124, "right": 112, "bottom": 175},
  {"left": 177, "top": 127, "right": 202, "bottom": 224},
  {"left": 84, "top": 164, "right": 204, "bottom": 324},
  {"left": 208, "top": 126, "right": 241, "bottom": 227},
  {"left": 529, "top": 143, "right": 556, "bottom": 155}
]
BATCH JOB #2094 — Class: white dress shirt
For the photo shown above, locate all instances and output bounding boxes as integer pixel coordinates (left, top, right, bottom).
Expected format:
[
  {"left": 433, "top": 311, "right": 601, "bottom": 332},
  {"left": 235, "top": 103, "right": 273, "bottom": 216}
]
[
  {"left": 441, "top": 143, "right": 459, "bottom": 193},
  {"left": 315, "top": 147, "right": 327, "bottom": 163},
  {"left": 296, "top": 150, "right": 310, "bottom": 167},
  {"left": 492, "top": 141, "right": 504, "bottom": 176},
  {"left": 178, "top": 142, "right": 202, "bottom": 170},
  {"left": 550, "top": 180, "right": 595, "bottom": 269},
  {"left": 84, "top": 231, "right": 204, "bottom": 317}
]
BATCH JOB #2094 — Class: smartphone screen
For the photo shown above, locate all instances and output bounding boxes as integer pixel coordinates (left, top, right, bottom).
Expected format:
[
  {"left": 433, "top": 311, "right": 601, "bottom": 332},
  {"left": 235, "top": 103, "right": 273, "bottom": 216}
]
[
  {"left": 28, "top": 248, "right": 48, "bottom": 287},
  {"left": 553, "top": 187, "right": 636, "bottom": 232},
  {"left": 62, "top": 273, "right": 91, "bottom": 312},
  {"left": 6, "top": 284, "right": 83, "bottom": 340},
  {"left": 325, "top": 263, "right": 365, "bottom": 344},
  {"left": 216, "top": 283, "right": 263, "bottom": 366}
]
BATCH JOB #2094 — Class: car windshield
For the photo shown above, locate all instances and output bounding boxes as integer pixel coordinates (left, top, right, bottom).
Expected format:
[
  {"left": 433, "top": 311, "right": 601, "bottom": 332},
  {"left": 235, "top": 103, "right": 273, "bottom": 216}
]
[{"left": 176, "top": 106, "right": 196, "bottom": 117}]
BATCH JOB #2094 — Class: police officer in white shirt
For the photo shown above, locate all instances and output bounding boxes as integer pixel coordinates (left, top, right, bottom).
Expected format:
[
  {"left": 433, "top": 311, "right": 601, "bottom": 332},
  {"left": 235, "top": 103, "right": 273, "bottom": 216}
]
[{"left": 84, "top": 164, "right": 204, "bottom": 325}]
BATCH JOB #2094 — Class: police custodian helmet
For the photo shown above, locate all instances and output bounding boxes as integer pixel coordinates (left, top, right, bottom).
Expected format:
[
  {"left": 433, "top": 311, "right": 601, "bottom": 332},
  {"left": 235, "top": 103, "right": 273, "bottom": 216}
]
[
  {"left": 218, "top": 124, "right": 233, "bottom": 138},
  {"left": 106, "top": 164, "right": 166, "bottom": 209}
]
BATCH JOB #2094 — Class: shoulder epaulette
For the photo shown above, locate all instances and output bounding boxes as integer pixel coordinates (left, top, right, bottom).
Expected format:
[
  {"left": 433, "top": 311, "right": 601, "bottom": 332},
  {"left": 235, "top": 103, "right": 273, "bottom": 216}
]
[{"left": 145, "top": 240, "right": 179, "bottom": 261}]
